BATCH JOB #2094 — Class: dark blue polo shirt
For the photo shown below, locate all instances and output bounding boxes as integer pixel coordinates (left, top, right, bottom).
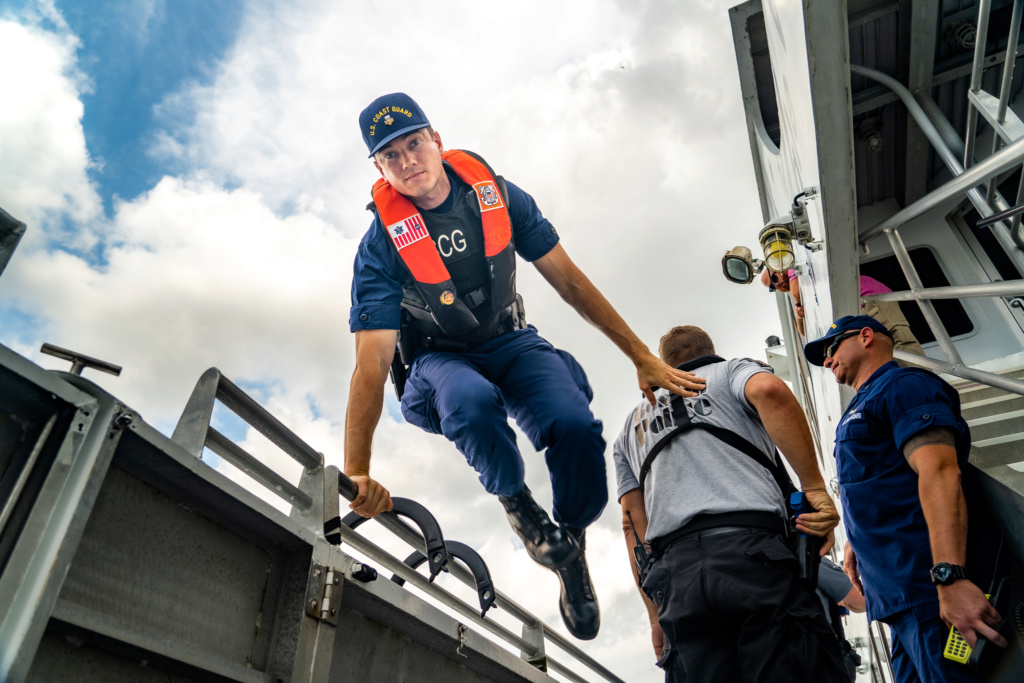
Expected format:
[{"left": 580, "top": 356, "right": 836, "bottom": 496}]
[
  {"left": 833, "top": 361, "right": 970, "bottom": 622},
  {"left": 349, "top": 171, "right": 559, "bottom": 332}
]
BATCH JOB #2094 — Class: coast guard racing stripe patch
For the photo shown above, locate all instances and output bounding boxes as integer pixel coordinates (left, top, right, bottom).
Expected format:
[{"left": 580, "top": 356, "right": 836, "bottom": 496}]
[{"left": 387, "top": 214, "right": 429, "bottom": 249}]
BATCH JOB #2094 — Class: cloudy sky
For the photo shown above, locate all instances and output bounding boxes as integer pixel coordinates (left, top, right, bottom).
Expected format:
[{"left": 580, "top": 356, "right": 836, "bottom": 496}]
[{"left": 0, "top": 0, "right": 783, "bottom": 680}]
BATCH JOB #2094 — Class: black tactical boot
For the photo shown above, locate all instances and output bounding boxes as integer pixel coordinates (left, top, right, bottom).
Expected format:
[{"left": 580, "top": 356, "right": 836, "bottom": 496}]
[
  {"left": 555, "top": 527, "right": 600, "bottom": 640},
  {"left": 498, "top": 487, "right": 580, "bottom": 569}
]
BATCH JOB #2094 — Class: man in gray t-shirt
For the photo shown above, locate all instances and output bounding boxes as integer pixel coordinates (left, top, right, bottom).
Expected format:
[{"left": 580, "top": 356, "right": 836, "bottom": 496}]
[{"left": 615, "top": 325, "right": 844, "bottom": 682}]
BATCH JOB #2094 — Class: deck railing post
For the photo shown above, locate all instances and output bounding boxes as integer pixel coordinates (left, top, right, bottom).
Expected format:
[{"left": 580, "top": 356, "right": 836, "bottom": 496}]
[
  {"left": 884, "top": 228, "right": 964, "bottom": 366},
  {"left": 964, "top": 0, "right": 994, "bottom": 170}
]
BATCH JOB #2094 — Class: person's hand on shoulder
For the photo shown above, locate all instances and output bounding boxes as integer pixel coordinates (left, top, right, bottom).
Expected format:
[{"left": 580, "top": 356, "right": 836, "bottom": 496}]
[
  {"left": 794, "top": 487, "right": 839, "bottom": 555},
  {"left": 348, "top": 473, "right": 394, "bottom": 517},
  {"left": 636, "top": 354, "right": 705, "bottom": 406},
  {"left": 938, "top": 581, "right": 1006, "bottom": 649}
]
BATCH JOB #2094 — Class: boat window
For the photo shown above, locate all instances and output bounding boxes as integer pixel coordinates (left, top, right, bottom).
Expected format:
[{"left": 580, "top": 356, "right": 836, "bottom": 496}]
[
  {"left": 961, "top": 181, "right": 1024, "bottom": 282},
  {"left": 860, "top": 248, "right": 974, "bottom": 343}
]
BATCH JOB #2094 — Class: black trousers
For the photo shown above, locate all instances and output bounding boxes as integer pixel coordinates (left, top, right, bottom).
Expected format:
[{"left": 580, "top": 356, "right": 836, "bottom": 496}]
[{"left": 642, "top": 527, "right": 848, "bottom": 683}]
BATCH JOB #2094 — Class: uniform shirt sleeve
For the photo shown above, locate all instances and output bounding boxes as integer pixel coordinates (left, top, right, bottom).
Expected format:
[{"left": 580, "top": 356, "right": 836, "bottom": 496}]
[
  {"left": 884, "top": 373, "right": 964, "bottom": 452},
  {"left": 817, "top": 557, "right": 853, "bottom": 604},
  {"left": 505, "top": 179, "right": 559, "bottom": 262},
  {"left": 349, "top": 219, "right": 405, "bottom": 332},
  {"left": 728, "top": 358, "right": 775, "bottom": 415}
]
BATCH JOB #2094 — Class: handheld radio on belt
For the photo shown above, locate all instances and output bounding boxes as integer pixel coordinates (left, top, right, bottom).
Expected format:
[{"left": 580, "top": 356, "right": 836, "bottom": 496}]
[
  {"left": 789, "top": 491, "right": 821, "bottom": 591},
  {"left": 626, "top": 510, "right": 655, "bottom": 593}
]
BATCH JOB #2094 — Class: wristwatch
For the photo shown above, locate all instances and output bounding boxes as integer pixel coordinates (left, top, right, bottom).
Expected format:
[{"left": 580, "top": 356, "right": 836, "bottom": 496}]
[{"left": 930, "top": 562, "right": 968, "bottom": 585}]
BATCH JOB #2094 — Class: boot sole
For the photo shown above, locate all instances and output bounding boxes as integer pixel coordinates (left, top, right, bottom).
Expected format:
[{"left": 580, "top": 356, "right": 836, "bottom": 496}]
[
  {"left": 529, "top": 541, "right": 581, "bottom": 570},
  {"left": 558, "top": 603, "right": 600, "bottom": 640}
]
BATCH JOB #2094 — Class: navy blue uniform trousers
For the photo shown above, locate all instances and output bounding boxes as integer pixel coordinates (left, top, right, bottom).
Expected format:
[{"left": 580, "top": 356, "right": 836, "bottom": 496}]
[
  {"left": 886, "top": 604, "right": 985, "bottom": 683},
  {"left": 400, "top": 326, "right": 607, "bottom": 529}
]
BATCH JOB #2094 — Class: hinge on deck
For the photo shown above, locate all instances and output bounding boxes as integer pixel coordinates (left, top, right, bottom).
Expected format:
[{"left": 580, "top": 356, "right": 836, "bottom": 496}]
[{"left": 305, "top": 563, "right": 341, "bottom": 626}]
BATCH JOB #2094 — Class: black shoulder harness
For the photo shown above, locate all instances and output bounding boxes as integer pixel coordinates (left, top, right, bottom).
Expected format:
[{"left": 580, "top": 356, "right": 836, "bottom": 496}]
[{"left": 637, "top": 356, "right": 796, "bottom": 500}]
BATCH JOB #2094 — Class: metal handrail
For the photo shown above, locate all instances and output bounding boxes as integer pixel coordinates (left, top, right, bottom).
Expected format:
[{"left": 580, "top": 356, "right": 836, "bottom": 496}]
[
  {"left": 863, "top": 279, "right": 1024, "bottom": 302},
  {"left": 170, "top": 368, "right": 324, "bottom": 509},
  {"left": 848, "top": 5, "right": 1024, "bottom": 396},
  {"left": 893, "top": 350, "right": 1024, "bottom": 399},
  {"left": 884, "top": 228, "right": 964, "bottom": 366},
  {"left": 330, "top": 520, "right": 616, "bottom": 683},
  {"left": 173, "top": 367, "right": 323, "bottom": 470},
  {"left": 324, "top": 466, "right": 625, "bottom": 683},
  {"left": 171, "top": 370, "right": 624, "bottom": 682},
  {"left": 853, "top": 63, "right": 1024, "bottom": 256},
  {"left": 964, "top": 0, "right": 994, "bottom": 170},
  {"left": 986, "top": 0, "right": 1024, "bottom": 202}
]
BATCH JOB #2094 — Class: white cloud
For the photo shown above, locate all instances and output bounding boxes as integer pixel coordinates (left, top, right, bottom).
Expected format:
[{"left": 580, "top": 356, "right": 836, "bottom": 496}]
[{"left": 0, "top": 12, "right": 101, "bottom": 248}]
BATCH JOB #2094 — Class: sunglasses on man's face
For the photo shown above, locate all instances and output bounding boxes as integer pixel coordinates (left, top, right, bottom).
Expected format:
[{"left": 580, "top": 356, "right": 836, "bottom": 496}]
[{"left": 825, "top": 331, "right": 861, "bottom": 360}]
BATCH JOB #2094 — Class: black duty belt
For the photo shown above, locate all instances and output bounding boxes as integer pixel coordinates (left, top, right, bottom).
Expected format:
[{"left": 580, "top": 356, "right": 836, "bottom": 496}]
[{"left": 649, "top": 510, "right": 787, "bottom": 557}]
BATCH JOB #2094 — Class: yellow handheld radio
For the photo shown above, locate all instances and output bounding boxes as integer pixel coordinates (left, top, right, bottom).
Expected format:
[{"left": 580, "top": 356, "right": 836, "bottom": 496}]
[{"left": 942, "top": 594, "right": 991, "bottom": 664}]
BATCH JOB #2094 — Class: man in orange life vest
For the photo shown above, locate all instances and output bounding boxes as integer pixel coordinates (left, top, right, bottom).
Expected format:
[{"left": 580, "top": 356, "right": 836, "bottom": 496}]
[{"left": 345, "top": 92, "right": 705, "bottom": 638}]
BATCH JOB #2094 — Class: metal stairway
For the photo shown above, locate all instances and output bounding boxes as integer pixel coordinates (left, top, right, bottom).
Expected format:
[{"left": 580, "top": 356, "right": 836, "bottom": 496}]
[{"left": 956, "top": 367, "right": 1024, "bottom": 491}]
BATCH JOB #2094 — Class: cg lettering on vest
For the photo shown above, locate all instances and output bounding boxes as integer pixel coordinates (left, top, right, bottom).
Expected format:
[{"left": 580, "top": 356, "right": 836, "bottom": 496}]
[{"left": 436, "top": 230, "right": 468, "bottom": 258}]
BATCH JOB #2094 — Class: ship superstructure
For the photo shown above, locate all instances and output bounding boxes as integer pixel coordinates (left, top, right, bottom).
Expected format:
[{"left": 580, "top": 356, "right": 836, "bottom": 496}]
[{"left": 729, "top": 1, "right": 1024, "bottom": 680}]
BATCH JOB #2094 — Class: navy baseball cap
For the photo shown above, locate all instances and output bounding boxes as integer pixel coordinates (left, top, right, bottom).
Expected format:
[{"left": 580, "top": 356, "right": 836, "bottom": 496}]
[
  {"left": 803, "top": 315, "right": 893, "bottom": 366},
  {"left": 359, "top": 93, "right": 431, "bottom": 157}
]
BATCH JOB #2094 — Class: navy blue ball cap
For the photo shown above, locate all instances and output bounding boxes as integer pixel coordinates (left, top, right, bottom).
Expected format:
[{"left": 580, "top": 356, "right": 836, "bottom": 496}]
[
  {"left": 359, "top": 93, "right": 431, "bottom": 157},
  {"left": 803, "top": 315, "right": 893, "bottom": 366}
]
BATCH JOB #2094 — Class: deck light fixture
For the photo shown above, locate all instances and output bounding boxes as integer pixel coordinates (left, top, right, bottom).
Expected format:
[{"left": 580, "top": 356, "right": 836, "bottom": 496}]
[
  {"left": 759, "top": 218, "right": 796, "bottom": 273},
  {"left": 721, "top": 246, "right": 763, "bottom": 284}
]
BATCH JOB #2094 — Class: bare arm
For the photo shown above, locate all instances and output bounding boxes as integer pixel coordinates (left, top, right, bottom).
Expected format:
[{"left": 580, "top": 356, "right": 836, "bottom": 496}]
[
  {"left": 789, "top": 275, "right": 805, "bottom": 337},
  {"left": 344, "top": 328, "right": 399, "bottom": 517},
  {"left": 744, "top": 372, "right": 838, "bottom": 553},
  {"left": 533, "top": 243, "right": 704, "bottom": 405},
  {"left": 844, "top": 544, "right": 864, "bottom": 596},
  {"left": 906, "top": 432, "right": 1005, "bottom": 647},
  {"left": 620, "top": 489, "right": 663, "bottom": 659},
  {"left": 839, "top": 583, "right": 866, "bottom": 613}
]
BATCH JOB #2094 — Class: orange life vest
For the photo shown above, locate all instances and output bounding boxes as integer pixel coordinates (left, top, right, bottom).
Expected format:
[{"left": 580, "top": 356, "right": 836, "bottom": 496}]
[{"left": 372, "top": 150, "right": 517, "bottom": 338}]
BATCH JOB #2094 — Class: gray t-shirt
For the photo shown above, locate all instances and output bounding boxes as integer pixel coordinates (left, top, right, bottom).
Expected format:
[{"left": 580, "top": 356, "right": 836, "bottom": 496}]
[
  {"left": 613, "top": 357, "right": 787, "bottom": 541},
  {"left": 817, "top": 557, "right": 853, "bottom": 621}
]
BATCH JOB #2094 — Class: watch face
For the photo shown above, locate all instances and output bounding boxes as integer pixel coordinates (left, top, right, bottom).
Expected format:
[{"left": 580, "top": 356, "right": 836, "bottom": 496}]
[{"left": 933, "top": 565, "right": 952, "bottom": 583}]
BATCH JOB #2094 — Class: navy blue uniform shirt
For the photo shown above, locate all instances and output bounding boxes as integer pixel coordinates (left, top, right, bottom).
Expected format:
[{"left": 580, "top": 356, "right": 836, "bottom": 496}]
[
  {"left": 350, "top": 170, "right": 559, "bottom": 332},
  {"left": 834, "top": 361, "right": 970, "bottom": 622}
]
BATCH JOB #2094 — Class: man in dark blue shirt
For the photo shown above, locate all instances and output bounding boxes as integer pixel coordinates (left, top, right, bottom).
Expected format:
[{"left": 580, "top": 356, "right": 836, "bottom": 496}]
[
  {"left": 805, "top": 315, "right": 1005, "bottom": 682},
  {"left": 344, "top": 93, "right": 704, "bottom": 639}
]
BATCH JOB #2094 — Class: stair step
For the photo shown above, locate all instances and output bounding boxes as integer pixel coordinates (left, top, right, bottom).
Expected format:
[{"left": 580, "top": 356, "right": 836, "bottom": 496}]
[
  {"left": 967, "top": 409, "right": 1024, "bottom": 428},
  {"left": 972, "top": 431, "right": 1024, "bottom": 449},
  {"left": 962, "top": 393, "right": 1021, "bottom": 410}
]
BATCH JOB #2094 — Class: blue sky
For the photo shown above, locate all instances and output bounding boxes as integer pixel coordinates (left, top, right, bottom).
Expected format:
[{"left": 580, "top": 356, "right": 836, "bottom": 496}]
[
  {"left": 59, "top": 0, "right": 243, "bottom": 215},
  {"left": 0, "top": 2, "right": 773, "bottom": 680}
]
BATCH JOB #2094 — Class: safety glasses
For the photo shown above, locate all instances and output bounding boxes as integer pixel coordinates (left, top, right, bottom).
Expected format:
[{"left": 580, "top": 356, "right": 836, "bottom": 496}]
[{"left": 825, "top": 331, "right": 860, "bottom": 360}]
